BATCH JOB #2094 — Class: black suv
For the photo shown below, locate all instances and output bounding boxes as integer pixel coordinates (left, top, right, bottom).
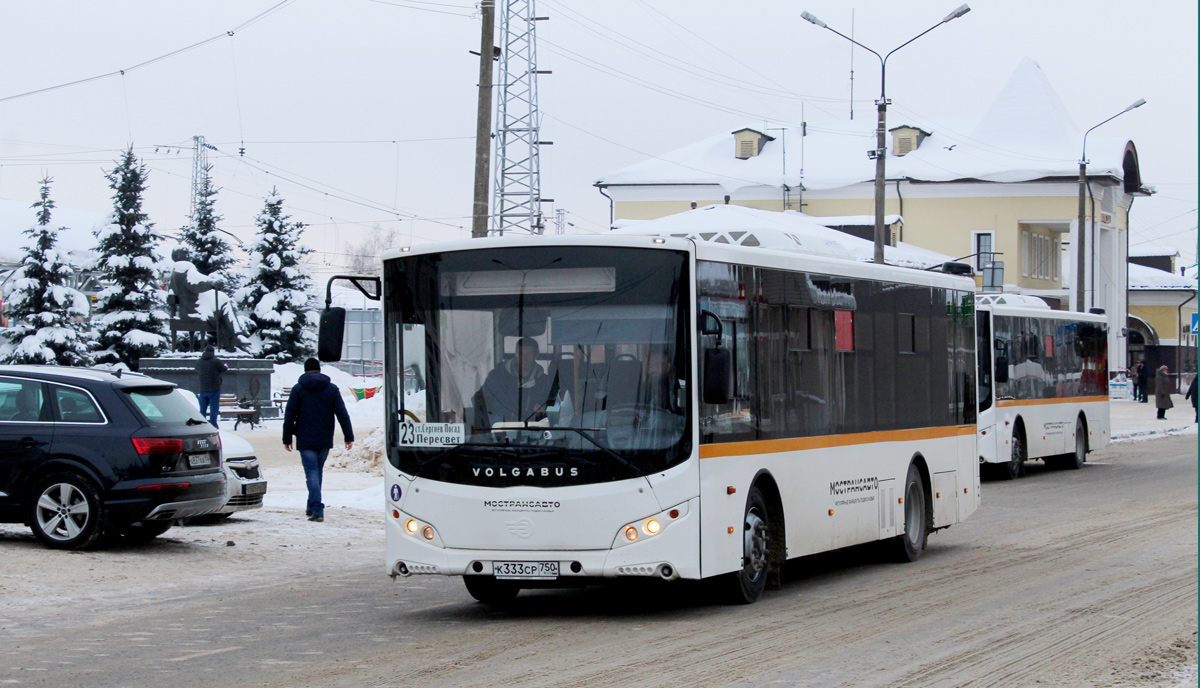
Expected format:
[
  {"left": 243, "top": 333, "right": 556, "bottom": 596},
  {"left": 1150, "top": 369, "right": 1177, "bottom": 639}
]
[{"left": 0, "top": 366, "right": 226, "bottom": 549}]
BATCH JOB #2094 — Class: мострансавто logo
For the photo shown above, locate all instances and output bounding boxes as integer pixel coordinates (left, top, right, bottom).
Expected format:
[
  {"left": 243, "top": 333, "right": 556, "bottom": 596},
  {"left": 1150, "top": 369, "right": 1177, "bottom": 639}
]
[{"left": 830, "top": 476, "right": 878, "bottom": 496}]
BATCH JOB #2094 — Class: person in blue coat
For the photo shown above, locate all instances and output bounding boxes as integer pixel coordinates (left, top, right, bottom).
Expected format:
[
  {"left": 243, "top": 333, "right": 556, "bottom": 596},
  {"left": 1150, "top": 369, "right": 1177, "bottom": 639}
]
[{"left": 283, "top": 358, "right": 354, "bottom": 522}]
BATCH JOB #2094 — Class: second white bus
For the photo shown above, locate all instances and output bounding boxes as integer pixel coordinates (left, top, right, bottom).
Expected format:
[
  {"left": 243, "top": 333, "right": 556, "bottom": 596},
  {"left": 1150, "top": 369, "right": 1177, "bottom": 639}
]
[{"left": 976, "top": 295, "right": 1110, "bottom": 479}]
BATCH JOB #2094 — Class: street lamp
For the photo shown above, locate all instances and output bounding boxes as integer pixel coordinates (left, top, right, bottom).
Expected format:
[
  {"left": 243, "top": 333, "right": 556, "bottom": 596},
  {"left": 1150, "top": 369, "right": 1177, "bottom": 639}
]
[
  {"left": 803, "top": 5, "right": 970, "bottom": 264},
  {"left": 1076, "top": 98, "right": 1146, "bottom": 312}
]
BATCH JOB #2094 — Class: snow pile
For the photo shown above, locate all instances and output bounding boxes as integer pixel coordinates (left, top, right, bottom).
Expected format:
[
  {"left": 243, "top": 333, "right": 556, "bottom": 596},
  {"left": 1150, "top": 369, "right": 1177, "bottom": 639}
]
[
  {"left": 598, "top": 59, "right": 1132, "bottom": 193},
  {"left": 1129, "top": 263, "right": 1196, "bottom": 291},
  {"left": 612, "top": 204, "right": 956, "bottom": 270},
  {"left": 327, "top": 426, "right": 385, "bottom": 472}
]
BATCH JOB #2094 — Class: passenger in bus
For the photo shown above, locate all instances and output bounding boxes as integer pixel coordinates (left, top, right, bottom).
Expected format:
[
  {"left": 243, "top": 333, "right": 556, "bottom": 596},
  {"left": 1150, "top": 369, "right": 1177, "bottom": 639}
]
[
  {"left": 645, "top": 350, "right": 681, "bottom": 414},
  {"left": 475, "top": 337, "right": 558, "bottom": 426},
  {"left": 1155, "top": 365, "right": 1173, "bottom": 420}
]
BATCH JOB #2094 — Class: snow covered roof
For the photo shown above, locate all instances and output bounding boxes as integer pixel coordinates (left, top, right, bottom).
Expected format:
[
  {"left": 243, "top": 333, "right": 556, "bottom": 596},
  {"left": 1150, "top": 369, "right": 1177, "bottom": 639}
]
[
  {"left": 0, "top": 197, "right": 103, "bottom": 265},
  {"left": 1128, "top": 263, "right": 1197, "bottom": 291},
  {"left": 597, "top": 59, "right": 1139, "bottom": 194},
  {"left": 1129, "top": 245, "right": 1180, "bottom": 258},
  {"left": 609, "top": 204, "right": 955, "bottom": 270}
]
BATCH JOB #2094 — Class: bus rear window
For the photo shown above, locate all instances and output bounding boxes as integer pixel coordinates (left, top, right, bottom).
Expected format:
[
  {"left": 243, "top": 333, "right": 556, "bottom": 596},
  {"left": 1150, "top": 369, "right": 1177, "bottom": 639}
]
[{"left": 123, "top": 387, "right": 207, "bottom": 426}]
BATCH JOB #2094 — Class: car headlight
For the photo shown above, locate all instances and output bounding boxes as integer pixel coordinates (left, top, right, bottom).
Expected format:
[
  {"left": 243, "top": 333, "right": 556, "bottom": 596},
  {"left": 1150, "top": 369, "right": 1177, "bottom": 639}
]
[{"left": 612, "top": 502, "right": 689, "bottom": 548}]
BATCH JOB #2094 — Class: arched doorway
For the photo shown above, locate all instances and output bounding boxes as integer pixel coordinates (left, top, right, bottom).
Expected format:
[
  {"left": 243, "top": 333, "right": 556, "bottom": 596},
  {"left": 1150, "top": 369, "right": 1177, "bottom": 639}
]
[{"left": 1126, "top": 315, "right": 1157, "bottom": 368}]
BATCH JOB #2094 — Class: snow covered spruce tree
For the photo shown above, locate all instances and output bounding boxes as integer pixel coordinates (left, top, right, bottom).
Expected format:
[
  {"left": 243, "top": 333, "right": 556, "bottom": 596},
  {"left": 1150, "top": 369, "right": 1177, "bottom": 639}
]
[
  {"left": 236, "top": 189, "right": 316, "bottom": 362},
  {"left": 179, "top": 162, "right": 237, "bottom": 289},
  {"left": 92, "top": 148, "right": 168, "bottom": 370},
  {"left": 0, "top": 177, "right": 91, "bottom": 366}
]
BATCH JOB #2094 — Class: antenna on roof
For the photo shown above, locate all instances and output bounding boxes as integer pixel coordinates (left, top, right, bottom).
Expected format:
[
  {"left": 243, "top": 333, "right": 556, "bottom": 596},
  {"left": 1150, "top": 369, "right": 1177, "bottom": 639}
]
[{"left": 849, "top": 9, "right": 855, "bottom": 120}]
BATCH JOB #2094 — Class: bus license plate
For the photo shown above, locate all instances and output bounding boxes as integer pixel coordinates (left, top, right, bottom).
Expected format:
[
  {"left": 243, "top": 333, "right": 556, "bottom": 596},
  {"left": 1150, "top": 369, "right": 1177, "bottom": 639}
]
[{"left": 493, "top": 561, "right": 559, "bottom": 580}]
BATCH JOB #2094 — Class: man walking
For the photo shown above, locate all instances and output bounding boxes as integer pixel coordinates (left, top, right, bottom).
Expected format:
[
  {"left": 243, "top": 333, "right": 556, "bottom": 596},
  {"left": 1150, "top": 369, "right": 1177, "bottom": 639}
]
[
  {"left": 283, "top": 358, "right": 354, "bottom": 522},
  {"left": 196, "top": 343, "right": 227, "bottom": 428}
]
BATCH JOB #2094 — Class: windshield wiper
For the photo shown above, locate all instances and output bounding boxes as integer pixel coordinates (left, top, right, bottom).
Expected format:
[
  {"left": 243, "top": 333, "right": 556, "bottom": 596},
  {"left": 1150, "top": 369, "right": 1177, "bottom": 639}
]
[
  {"left": 498, "top": 425, "right": 642, "bottom": 477},
  {"left": 415, "top": 441, "right": 545, "bottom": 470},
  {"left": 186, "top": 418, "right": 208, "bottom": 426}
]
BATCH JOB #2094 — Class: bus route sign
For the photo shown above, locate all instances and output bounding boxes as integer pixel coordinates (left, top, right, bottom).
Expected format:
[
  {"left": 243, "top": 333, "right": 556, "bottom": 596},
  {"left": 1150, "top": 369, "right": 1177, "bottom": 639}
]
[{"left": 399, "top": 422, "right": 466, "bottom": 447}]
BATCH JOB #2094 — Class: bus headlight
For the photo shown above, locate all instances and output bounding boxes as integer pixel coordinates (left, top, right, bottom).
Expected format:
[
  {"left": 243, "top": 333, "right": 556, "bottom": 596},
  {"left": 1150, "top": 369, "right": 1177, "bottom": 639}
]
[
  {"left": 613, "top": 502, "right": 689, "bottom": 548},
  {"left": 395, "top": 510, "right": 443, "bottom": 548}
]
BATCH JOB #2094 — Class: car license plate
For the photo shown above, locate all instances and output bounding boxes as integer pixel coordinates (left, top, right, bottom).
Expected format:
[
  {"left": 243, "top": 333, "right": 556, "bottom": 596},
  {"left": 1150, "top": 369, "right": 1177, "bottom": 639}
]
[
  {"left": 244, "top": 481, "right": 267, "bottom": 495},
  {"left": 493, "top": 561, "right": 559, "bottom": 580},
  {"left": 188, "top": 453, "right": 214, "bottom": 468}
]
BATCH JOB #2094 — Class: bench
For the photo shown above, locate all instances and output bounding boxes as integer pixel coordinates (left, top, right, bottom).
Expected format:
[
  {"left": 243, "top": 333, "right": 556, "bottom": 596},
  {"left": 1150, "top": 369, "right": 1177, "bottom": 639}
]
[{"left": 219, "top": 393, "right": 262, "bottom": 431}]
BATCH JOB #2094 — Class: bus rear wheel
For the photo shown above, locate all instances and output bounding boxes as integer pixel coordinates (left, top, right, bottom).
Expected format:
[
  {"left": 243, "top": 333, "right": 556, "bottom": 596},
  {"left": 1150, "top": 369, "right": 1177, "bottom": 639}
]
[
  {"left": 1056, "top": 415, "right": 1094, "bottom": 470},
  {"left": 1000, "top": 431, "right": 1025, "bottom": 480},
  {"left": 463, "top": 576, "right": 520, "bottom": 604},
  {"left": 894, "top": 463, "right": 927, "bottom": 562},
  {"left": 724, "top": 485, "right": 770, "bottom": 604}
]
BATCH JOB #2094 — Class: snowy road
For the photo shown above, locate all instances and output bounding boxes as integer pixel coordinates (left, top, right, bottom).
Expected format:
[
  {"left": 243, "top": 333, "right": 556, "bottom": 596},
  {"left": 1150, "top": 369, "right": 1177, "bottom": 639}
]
[{"left": 1, "top": 435, "right": 1196, "bottom": 687}]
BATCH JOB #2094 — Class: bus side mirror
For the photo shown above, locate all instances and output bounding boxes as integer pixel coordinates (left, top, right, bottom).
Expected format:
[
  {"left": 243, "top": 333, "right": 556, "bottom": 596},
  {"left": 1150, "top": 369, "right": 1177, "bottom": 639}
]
[
  {"left": 318, "top": 308, "right": 346, "bottom": 362},
  {"left": 699, "top": 310, "right": 723, "bottom": 337},
  {"left": 703, "top": 347, "right": 733, "bottom": 405},
  {"left": 995, "top": 356, "right": 1009, "bottom": 383}
]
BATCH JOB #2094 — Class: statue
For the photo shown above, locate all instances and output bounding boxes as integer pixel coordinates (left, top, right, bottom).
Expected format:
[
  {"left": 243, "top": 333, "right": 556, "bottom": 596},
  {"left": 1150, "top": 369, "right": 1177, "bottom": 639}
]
[{"left": 168, "top": 247, "right": 243, "bottom": 351}]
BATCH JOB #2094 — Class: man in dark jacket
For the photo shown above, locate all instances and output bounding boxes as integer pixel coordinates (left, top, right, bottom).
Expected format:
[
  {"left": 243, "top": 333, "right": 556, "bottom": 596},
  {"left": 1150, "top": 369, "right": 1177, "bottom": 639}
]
[
  {"left": 1186, "top": 376, "right": 1197, "bottom": 423},
  {"left": 283, "top": 358, "right": 354, "bottom": 522},
  {"left": 196, "top": 343, "right": 227, "bottom": 428},
  {"left": 1135, "top": 361, "right": 1149, "bottom": 403}
]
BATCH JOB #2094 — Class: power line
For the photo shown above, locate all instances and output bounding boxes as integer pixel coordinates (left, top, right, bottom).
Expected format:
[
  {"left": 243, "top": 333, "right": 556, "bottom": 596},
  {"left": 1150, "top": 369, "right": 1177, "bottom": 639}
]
[
  {"left": 0, "top": 0, "right": 297, "bottom": 104},
  {"left": 367, "top": 0, "right": 475, "bottom": 18}
]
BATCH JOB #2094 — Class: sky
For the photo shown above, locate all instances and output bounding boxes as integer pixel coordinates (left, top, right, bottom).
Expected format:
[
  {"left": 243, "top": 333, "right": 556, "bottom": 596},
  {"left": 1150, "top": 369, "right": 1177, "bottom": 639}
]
[{"left": 0, "top": 0, "right": 1195, "bottom": 281}]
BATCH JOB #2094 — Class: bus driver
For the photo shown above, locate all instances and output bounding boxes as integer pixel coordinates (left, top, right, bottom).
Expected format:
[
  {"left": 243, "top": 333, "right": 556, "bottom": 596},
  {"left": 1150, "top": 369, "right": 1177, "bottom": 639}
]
[{"left": 475, "top": 337, "right": 558, "bottom": 427}]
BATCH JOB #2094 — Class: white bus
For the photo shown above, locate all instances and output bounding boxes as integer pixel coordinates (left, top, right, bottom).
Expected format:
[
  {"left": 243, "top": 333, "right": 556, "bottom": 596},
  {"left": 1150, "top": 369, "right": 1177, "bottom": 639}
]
[
  {"left": 975, "top": 295, "right": 1110, "bottom": 479},
  {"left": 320, "top": 233, "right": 980, "bottom": 604}
]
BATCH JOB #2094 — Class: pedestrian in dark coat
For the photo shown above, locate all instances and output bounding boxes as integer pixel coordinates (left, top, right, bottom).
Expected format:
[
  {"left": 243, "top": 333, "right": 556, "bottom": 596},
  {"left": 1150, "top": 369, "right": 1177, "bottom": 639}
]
[
  {"left": 1135, "top": 362, "right": 1149, "bottom": 403},
  {"left": 1154, "top": 365, "right": 1174, "bottom": 419},
  {"left": 195, "top": 344, "right": 227, "bottom": 428},
  {"left": 1185, "top": 376, "right": 1197, "bottom": 423},
  {"left": 283, "top": 358, "right": 354, "bottom": 522}
]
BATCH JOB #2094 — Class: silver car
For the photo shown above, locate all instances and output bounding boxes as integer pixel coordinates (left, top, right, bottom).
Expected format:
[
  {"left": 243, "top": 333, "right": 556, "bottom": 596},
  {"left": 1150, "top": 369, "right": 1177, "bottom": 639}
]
[{"left": 215, "top": 429, "right": 267, "bottom": 517}]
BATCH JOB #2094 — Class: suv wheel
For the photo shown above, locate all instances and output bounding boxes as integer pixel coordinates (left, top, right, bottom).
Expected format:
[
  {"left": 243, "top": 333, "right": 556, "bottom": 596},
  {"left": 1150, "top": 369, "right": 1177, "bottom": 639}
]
[{"left": 29, "top": 472, "right": 104, "bottom": 550}]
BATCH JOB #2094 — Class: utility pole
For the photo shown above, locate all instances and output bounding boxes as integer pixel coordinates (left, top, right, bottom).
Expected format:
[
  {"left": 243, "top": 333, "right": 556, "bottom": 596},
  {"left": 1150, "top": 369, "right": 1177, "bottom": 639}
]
[
  {"left": 493, "top": 0, "right": 550, "bottom": 235},
  {"left": 189, "top": 135, "right": 210, "bottom": 225},
  {"left": 471, "top": 0, "right": 496, "bottom": 238}
]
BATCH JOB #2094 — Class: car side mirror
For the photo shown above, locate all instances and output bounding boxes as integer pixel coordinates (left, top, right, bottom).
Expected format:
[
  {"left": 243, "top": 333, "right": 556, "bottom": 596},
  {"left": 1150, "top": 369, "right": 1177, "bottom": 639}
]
[
  {"left": 318, "top": 308, "right": 346, "bottom": 362},
  {"left": 994, "top": 356, "right": 1009, "bottom": 384},
  {"left": 703, "top": 347, "right": 733, "bottom": 405}
]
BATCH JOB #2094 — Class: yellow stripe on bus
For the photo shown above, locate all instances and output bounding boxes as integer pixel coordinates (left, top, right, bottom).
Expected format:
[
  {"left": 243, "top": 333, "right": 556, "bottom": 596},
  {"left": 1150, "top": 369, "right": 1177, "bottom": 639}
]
[
  {"left": 699, "top": 424, "right": 976, "bottom": 459},
  {"left": 995, "top": 395, "right": 1108, "bottom": 408}
]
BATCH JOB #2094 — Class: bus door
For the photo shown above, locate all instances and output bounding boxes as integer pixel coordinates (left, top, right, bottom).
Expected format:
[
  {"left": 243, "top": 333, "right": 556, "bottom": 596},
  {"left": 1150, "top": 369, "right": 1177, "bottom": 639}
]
[{"left": 976, "top": 310, "right": 997, "bottom": 464}]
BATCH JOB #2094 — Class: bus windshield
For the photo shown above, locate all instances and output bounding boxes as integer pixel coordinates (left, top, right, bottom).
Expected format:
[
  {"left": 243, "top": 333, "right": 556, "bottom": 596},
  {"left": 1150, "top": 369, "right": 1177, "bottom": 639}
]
[{"left": 385, "top": 245, "right": 691, "bottom": 487}]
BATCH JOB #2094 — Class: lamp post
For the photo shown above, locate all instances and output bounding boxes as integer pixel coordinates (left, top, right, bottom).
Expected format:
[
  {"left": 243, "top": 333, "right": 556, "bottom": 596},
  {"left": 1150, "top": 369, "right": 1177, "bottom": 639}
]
[
  {"left": 803, "top": 5, "right": 970, "bottom": 264},
  {"left": 1076, "top": 98, "right": 1146, "bottom": 312}
]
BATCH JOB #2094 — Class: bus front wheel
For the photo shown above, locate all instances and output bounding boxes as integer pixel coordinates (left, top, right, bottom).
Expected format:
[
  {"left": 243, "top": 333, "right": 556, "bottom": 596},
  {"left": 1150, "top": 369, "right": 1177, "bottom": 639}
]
[
  {"left": 463, "top": 576, "right": 520, "bottom": 604},
  {"left": 894, "top": 463, "right": 927, "bottom": 563},
  {"left": 724, "top": 485, "right": 771, "bottom": 604}
]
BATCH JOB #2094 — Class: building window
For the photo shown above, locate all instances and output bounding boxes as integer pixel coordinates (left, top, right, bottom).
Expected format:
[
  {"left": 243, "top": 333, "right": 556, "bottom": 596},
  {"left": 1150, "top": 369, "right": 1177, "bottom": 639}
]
[
  {"left": 1052, "top": 239, "right": 1060, "bottom": 280},
  {"left": 1022, "top": 230, "right": 1030, "bottom": 277},
  {"left": 973, "top": 231, "right": 995, "bottom": 272}
]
